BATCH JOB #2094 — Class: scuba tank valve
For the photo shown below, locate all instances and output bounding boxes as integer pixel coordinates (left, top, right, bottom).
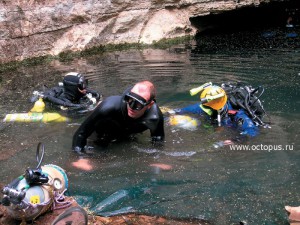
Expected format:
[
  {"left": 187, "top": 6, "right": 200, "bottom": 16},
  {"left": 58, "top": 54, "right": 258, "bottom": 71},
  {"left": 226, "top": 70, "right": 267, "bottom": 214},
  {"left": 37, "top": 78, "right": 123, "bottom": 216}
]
[
  {"left": 2, "top": 186, "right": 26, "bottom": 206},
  {"left": 30, "top": 98, "right": 45, "bottom": 113}
]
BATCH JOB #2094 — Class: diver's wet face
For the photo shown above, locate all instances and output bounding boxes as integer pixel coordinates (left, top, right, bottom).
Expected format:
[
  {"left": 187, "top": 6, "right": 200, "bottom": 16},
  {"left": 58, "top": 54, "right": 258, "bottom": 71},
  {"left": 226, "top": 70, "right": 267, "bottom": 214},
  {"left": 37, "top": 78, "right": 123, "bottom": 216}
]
[{"left": 126, "top": 85, "right": 153, "bottom": 119}]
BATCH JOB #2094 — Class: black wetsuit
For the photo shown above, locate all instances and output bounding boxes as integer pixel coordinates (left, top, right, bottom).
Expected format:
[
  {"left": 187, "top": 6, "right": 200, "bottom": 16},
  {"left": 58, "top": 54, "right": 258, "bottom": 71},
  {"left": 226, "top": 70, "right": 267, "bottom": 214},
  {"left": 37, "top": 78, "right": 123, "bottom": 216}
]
[
  {"left": 72, "top": 95, "right": 165, "bottom": 150},
  {"left": 42, "top": 87, "right": 99, "bottom": 108}
]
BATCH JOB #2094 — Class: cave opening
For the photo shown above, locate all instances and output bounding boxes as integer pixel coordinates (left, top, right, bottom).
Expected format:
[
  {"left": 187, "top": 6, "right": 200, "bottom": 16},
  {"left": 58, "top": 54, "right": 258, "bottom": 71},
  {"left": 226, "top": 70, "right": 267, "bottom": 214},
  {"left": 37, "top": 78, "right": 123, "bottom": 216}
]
[
  {"left": 190, "top": 0, "right": 300, "bottom": 34},
  {"left": 189, "top": 0, "right": 300, "bottom": 51}
]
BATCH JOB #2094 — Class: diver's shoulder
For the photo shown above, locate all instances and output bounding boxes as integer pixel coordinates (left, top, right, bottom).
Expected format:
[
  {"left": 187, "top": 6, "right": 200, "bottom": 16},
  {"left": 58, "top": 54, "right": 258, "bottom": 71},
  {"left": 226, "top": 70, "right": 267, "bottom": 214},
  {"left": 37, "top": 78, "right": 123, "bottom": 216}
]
[
  {"left": 146, "top": 103, "right": 163, "bottom": 119},
  {"left": 96, "top": 95, "right": 122, "bottom": 110},
  {"left": 102, "top": 95, "right": 122, "bottom": 104}
]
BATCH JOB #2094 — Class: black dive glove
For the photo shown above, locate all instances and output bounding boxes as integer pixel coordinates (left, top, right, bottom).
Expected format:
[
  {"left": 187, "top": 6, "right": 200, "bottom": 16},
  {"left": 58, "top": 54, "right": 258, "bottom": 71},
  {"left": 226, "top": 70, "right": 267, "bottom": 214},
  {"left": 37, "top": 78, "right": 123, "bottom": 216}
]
[
  {"left": 73, "top": 145, "right": 94, "bottom": 155},
  {"left": 151, "top": 136, "right": 164, "bottom": 147}
]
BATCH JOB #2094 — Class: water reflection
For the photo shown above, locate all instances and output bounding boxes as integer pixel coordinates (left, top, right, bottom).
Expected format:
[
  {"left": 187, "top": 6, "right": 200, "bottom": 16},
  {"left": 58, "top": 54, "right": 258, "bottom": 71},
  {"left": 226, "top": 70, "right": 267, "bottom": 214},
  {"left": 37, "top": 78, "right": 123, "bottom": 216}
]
[{"left": 0, "top": 38, "right": 299, "bottom": 224}]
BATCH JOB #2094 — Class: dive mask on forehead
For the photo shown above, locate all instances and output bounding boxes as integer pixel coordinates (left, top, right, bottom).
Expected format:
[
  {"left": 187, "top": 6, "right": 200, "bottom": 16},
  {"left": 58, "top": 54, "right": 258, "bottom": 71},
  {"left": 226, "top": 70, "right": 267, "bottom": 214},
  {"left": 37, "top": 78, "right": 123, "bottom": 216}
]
[{"left": 124, "top": 92, "right": 152, "bottom": 111}]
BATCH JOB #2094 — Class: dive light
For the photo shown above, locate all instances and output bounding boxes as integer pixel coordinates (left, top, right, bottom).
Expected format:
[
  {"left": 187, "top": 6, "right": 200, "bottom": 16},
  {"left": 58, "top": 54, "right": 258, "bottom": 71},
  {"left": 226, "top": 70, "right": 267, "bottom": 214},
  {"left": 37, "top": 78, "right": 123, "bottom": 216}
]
[
  {"left": 200, "top": 92, "right": 225, "bottom": 104},
  {"left": 190, "top": 82, "right": 212, "bottom": 96}
]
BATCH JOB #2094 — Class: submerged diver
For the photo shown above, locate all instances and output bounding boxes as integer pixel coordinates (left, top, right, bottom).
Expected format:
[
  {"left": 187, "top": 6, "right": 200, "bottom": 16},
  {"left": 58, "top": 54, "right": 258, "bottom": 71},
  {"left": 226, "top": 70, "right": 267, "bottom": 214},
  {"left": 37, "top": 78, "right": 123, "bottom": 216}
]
[
  {"left": 72, "top": 80, "right": 165, "bottom": 154},
  {"left": 171, "top": 82, "right": 269, "bottom": 137},
  {"left": 31, "top": 72, "right": 101, "bottom": 114}
]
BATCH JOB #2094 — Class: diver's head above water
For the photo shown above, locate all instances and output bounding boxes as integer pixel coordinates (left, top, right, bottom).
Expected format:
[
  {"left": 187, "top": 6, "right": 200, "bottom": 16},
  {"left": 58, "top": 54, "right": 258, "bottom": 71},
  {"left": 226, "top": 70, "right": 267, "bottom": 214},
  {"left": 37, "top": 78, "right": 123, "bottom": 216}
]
[
  {"left": 63, "top": 72, "right": 88, "bottom": 101},
  {"left": 199, "top": 85, "right": 227, "bottom": 119},
  {"left": 200, "top": 85, "right": 227, "bottom": 111},
  {"left": 124, "top": 81, "right": 156, "bottom": 119}
]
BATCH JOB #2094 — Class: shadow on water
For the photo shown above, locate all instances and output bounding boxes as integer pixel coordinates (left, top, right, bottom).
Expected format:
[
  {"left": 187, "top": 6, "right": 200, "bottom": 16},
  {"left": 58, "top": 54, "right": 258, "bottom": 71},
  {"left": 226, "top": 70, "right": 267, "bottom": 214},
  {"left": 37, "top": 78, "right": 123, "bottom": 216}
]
[{"left": 0, "top": 28, "right": 299, "bottom": 224}]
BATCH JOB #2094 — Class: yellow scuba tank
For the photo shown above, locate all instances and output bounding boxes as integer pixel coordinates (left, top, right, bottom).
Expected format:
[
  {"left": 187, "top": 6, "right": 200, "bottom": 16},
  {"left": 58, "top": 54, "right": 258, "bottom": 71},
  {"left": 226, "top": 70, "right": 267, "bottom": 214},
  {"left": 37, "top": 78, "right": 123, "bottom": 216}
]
[
  {"left": 41, "top": 113, "right": 69, "bottom": 122},
  {"left": 3, "top": 98, "right": 69, "bottom": 123},
  {"left": 3, "top": 112, "right": 69, "bottom": 123}
]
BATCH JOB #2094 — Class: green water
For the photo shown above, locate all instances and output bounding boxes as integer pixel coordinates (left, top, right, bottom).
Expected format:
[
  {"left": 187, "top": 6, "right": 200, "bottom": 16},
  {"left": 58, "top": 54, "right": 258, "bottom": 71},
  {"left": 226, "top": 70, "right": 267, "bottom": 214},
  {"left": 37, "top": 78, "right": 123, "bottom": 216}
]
[{"left": 0, "top": 31, "right": 299, "bottom": 224}]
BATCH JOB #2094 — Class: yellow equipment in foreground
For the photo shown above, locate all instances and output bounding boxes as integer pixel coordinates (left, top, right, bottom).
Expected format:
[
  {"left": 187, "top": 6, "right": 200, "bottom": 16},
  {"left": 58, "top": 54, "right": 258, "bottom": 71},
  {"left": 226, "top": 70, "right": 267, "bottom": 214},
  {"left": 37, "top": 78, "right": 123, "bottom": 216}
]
[
  {"left": 30, "top": 98, "right": 46, "bottom": 113},
  {"left": 168, "top": 115, "right": 199, "bottom": 131},
  {"left": 3, "top": 112, "right": 69, "bottom": 123},
  {"left": 3, "top": 98, "right": 69, "bottom": 123}
]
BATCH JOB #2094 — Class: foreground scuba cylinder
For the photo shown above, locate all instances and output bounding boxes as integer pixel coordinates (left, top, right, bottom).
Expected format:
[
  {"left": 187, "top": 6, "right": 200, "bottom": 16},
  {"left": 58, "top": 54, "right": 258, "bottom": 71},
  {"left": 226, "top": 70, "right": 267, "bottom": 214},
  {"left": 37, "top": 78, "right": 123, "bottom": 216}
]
[{"left": 5, "top": 164, "right": 68, "bottom": 221}]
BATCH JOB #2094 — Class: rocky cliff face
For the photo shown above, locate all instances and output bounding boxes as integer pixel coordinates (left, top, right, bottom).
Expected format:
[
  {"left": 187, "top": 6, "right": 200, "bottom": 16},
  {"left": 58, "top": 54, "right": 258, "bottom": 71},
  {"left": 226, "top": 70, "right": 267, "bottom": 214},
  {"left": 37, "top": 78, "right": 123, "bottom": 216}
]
[{"left": 0, "top": 0, "right": 286, "bottom": 63}]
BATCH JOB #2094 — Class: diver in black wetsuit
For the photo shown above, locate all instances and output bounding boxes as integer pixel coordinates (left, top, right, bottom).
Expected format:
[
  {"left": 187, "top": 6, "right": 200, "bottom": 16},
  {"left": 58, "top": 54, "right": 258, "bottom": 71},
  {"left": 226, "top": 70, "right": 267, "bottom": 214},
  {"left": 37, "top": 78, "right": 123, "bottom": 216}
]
[
  {"left": 31, "top": 72, "right": 101, "bottom": 114},
  {"left": 72, "top": 81, "right": 165, "bottom": 153}
]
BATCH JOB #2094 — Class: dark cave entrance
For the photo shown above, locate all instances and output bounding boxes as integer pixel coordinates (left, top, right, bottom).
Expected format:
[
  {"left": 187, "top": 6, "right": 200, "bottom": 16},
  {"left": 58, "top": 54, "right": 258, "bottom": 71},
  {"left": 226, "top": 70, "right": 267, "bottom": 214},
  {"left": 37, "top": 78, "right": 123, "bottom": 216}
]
[
  {"left": 189, "top": 0, "right": 300, "bottom": 51},
  {"left": 190, "top": 0, "right": 300, "bottom": 33}
]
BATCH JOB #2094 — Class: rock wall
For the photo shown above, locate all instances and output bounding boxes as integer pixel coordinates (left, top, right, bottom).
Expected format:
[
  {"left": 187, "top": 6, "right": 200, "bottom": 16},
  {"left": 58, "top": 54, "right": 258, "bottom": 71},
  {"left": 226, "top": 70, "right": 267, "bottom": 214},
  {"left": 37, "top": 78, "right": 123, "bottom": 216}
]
[{"left": 0, "top": 0, "right": 285, "bottom": 63}]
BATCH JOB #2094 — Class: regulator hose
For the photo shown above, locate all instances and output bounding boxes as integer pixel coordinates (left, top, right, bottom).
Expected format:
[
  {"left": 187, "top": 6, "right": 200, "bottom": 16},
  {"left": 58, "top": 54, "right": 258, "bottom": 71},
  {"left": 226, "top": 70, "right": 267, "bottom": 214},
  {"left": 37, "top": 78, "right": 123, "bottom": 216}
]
[{"left": 36, "top": 142, "right": 45, "bottom": 169}]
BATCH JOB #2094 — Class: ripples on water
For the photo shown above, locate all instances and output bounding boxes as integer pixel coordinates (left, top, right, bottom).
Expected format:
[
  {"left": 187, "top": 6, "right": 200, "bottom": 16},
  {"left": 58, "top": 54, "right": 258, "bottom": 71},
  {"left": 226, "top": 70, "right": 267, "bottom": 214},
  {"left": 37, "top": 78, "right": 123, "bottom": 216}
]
[{"left": 0, "top": 28, "right": 299, "bottom": 224}]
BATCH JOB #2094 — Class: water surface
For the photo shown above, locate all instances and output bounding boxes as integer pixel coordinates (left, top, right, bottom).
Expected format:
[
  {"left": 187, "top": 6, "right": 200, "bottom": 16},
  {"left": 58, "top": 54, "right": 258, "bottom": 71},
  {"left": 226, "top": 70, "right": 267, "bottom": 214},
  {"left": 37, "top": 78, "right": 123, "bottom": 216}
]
[{"left": 0, "top": 29, "right": 299, "bottom": 224}]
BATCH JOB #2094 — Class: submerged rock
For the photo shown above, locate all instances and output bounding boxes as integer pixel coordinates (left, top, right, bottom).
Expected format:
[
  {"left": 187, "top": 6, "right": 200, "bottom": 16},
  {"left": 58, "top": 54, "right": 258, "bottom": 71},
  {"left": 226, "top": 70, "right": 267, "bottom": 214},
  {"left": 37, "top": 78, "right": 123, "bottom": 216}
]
[{"left": 0, "top": 195, "right": 210, "bottom": 225}]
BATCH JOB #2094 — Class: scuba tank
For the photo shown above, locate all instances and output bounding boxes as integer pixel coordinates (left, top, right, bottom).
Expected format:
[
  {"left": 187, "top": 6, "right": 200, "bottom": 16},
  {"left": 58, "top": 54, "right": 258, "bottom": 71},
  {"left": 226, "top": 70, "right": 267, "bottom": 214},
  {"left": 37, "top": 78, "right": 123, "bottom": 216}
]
[
  {"left": 3, "top": 112, "right": 69, "bottom": 123},
  {"left": 1, "top": 143, "right": 71, "bottom": 222},
  {"left": 3, "top": 97, "right": 70, "bottom": 123}
]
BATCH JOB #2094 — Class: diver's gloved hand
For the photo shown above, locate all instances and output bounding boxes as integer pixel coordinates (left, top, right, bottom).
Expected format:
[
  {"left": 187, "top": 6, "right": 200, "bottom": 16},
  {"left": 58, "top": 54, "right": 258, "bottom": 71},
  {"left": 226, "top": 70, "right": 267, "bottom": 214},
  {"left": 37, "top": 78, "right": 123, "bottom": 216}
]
[
  {"left": 74, "top": 146, "right": 84, "bottom": 155},
  {"left": 152, "top": 136, "right": 163, "bottom": 142},
  {"left": 86, "top": 93, "right": 97, "bottom": 105},
  {"left": 83, "top": 145, "right": 94, "bottom": 152},
  {"left": 151, "top": 136, "right": 164, "bottom": 147},
  {"left": 73, "top": 145, "right": 94, "bottom": 155}
]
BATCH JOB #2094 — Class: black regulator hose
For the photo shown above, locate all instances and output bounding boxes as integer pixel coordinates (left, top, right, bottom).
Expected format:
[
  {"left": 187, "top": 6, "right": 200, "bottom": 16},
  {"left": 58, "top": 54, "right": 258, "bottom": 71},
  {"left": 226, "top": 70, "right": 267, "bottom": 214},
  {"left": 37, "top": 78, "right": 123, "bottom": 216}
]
[
  {"left": 250, "top": 86, "right": 264, "bottom": 106},
  {"left": 244, "top": 91, "right": 256, "bottom": 119},
  {"left": 44, "top": 95, "right": 84, "bottom": 108},
  {"left": 36, "top": 142, "right": 45, "bottom": 169},
  {"left": 2, "top": 142, "right": 44, "bottom": 189}
]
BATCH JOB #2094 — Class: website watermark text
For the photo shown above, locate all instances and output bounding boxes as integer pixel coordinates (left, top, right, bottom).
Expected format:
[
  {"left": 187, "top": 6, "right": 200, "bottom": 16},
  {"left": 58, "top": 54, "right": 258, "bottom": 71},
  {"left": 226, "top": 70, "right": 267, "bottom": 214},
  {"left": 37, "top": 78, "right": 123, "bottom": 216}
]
[{"left": 229, "top": 144, "right": 294, "bottom": 152}]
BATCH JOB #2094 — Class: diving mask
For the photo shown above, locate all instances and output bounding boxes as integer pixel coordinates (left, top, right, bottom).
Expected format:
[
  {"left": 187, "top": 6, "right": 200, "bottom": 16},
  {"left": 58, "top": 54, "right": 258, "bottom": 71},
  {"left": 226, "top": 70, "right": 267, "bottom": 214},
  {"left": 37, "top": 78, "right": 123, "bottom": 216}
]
[{"left": 125, "top": 92, "right": 152, "bottom": 111}]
